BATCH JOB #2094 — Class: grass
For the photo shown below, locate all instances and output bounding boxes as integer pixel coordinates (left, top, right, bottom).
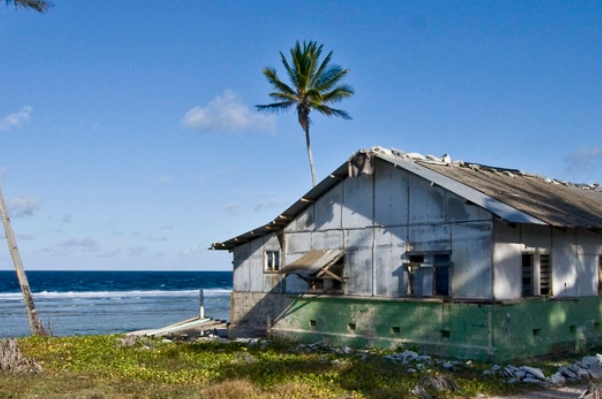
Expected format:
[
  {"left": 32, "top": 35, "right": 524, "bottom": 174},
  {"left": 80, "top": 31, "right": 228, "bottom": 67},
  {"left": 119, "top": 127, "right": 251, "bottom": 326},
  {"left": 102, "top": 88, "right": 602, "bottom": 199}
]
[{"left": 0, "top": 335, "right": 577, "bottom": 399}]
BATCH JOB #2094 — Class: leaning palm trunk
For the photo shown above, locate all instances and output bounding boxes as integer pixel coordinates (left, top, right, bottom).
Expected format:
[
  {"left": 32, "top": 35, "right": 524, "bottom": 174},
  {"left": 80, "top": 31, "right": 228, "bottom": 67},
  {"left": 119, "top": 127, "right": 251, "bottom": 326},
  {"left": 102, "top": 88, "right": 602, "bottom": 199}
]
[
  {"left": 304, "top": 125, "right": 317, "bottom": 187},
  {"left": 0, "top": 180, "right": 47, "bottom": 336}
]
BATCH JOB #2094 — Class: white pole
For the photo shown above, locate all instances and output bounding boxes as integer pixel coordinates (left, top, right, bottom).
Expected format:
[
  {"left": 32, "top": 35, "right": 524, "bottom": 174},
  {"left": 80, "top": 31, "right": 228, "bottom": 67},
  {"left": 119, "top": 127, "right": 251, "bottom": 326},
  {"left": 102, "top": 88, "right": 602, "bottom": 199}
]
[{"left": 199, "top": 289, "right": 205, "bottom": 319}]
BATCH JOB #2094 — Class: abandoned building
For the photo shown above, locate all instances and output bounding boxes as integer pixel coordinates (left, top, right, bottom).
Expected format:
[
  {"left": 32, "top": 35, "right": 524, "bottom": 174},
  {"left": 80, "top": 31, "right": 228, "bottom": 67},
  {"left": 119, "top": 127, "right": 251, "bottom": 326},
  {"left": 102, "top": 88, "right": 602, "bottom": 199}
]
[{"left": 211, "top": 146, "right": 602, "bottom": 362}]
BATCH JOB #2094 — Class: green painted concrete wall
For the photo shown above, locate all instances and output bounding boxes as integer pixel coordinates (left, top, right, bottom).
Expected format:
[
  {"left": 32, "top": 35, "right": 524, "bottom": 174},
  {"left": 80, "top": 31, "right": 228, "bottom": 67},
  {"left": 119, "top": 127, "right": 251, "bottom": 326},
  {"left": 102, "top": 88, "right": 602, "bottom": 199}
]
[{"left": 269, "top": 295, "right": 602, "bottom": 362}]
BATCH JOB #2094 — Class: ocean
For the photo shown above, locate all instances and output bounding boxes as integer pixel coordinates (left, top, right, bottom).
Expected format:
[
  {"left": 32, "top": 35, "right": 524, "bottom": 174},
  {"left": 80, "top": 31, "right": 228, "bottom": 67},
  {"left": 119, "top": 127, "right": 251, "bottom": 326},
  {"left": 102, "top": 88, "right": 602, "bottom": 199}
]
[{"left": 0, "top": 270, "right": 232, "bottom": 338}]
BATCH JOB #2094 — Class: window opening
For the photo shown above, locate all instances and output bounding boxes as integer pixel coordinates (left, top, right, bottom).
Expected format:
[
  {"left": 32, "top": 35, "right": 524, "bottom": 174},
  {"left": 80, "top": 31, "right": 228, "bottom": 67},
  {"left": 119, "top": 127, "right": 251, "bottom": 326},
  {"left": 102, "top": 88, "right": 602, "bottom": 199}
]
[
  {"left": 522, "top": 254, "right": 534, "bottom": 297},
  {"left": 265, "top": 251, "right": 280, "bottom": 273},
  {"left": 404, "top": 253, "right": 452, "bottom": 297},
  {"left": 598, "top": 256, "right": 602, "bottom": 296},
  {"left": 540, "top": 254, "right": 551, "bottom": 296}
]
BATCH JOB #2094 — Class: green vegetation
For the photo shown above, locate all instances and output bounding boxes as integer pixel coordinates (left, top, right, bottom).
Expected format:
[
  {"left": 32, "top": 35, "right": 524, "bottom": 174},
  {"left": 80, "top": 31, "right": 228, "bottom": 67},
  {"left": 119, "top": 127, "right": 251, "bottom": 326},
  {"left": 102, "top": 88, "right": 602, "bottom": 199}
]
[{"left": 0, "top": 335, "right": 572, "bottom": 399}]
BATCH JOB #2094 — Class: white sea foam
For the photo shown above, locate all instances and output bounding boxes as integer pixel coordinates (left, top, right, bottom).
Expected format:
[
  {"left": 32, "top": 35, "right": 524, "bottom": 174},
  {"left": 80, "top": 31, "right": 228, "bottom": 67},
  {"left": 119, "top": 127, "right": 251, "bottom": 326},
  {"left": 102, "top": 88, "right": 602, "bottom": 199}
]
[{"left": 0, "top": 289, "right": 232, "bottom": 301}]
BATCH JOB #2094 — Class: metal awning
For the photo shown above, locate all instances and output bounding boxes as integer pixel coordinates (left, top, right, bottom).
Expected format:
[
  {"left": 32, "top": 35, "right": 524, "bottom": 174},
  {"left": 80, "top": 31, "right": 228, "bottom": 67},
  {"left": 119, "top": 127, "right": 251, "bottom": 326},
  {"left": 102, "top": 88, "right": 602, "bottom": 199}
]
[{"left": 278, "top": 249, "right": 345, "bottom": 280}]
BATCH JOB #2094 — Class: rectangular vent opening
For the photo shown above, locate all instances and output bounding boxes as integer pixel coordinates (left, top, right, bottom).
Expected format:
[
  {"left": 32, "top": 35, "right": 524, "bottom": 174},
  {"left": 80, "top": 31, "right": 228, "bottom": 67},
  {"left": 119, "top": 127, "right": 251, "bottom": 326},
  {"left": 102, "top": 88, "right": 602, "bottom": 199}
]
[
  {"left": 441, "top": 330, "right": 450, "bottom": 338},
  {"left": 348, "top": 323, "right": 356, "bottom": 331}
]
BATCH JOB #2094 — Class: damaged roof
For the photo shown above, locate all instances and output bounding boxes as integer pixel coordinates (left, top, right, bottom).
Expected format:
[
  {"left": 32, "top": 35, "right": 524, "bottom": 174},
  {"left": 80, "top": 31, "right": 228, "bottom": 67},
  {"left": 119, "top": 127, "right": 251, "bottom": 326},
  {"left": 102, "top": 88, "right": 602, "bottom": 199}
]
[{"left": 211, "top": 146, "right": 602, "bottom": 251}]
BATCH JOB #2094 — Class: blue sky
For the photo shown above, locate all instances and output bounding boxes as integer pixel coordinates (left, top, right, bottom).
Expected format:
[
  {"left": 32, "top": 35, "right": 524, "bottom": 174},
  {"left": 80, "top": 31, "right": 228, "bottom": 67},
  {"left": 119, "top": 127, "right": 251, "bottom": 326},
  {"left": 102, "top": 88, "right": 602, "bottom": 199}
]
[{"left": 0, "top": 1, "right": 600, "bottom": 271}]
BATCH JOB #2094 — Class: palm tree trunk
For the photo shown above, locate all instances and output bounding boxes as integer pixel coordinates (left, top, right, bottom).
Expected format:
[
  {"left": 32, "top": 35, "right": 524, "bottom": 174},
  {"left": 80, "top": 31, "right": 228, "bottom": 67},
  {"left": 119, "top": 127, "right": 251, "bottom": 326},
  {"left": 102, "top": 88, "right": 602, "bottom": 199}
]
[
  {"left": 304, "top": 125, "right": 317, "bottom": 187},
  {"left": 0, "top": 179, "right": 47, "bottom": 336}
]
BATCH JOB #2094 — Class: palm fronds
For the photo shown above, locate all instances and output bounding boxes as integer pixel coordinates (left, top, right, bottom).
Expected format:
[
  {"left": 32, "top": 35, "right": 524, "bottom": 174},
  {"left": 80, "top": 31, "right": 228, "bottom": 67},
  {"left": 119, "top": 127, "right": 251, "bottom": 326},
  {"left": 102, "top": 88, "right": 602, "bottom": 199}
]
[{"left": 3, "top": 0, "right": 52, "bottom": 13}]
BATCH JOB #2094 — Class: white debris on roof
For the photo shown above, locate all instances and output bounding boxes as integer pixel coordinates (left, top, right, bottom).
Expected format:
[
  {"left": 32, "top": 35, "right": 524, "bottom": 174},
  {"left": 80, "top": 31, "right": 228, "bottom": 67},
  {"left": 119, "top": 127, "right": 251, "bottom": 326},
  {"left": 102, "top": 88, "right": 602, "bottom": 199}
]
[{"left": 374, "top": 146, "right": 602, "bottom": 192}]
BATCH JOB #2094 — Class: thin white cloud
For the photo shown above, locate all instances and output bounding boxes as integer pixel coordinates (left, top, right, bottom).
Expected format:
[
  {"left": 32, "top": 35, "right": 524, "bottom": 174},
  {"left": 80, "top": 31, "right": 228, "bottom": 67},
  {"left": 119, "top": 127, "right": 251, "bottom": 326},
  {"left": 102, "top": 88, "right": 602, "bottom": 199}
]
[
  {"left": 565, "top": 147, "right": 602, "bottom": 181},
  {"left": 7, "top": 194, "right": 40, "bottom": 218},
  {"left": 0, "top": 106, "right": 33, "bottom": 131},
  {"left": 221, "top": 201, "right": 241, "bottom": 214},
  {"left": 181, "top": 243, "right": 203, "bottom": 259},
  {"left": 128, "top": 246, "right": 147, "bottom": 257},
  {"left": 182, "top": 90, "right": 275, "bottom": 133},
  {"left": 56, "top": 237, "right": 102, "bottom": 253},
  {"left": 62, "top": 214, "right": 73, "bottom": 223}
]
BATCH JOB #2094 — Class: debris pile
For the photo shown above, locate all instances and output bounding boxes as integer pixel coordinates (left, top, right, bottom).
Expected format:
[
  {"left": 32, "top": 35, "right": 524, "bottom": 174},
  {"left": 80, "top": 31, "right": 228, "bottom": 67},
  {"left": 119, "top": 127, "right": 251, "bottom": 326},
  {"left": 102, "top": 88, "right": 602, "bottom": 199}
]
[
  {"left": 0, "top": 338, "right": 42, "bottom": 374},
  {"left": 482, "top": 354, "right": 602, "bottom": 385}
]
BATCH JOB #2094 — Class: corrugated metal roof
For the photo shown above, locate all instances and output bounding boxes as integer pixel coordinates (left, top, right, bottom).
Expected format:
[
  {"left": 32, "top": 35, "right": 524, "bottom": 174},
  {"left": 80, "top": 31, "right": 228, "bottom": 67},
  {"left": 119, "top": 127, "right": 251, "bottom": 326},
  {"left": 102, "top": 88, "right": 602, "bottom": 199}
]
[
  {"left": 211, "top": 147, "right": 602, "bottom": 251},
  {"left": 278, "top": 249, "right": 345, "bottom": 277}
]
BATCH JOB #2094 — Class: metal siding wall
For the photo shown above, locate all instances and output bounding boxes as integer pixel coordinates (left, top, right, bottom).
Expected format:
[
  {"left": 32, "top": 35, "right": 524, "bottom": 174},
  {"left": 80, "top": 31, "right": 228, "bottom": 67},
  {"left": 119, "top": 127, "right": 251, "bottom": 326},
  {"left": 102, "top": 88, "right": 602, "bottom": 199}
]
[
  {"left": 286, "top": 231, "right": 312, "bottom": 254},
  {"left": 315, "top": 183, "right": 343, "bottom": 230},
  {"left": 233, "top": 243, "right": 251, "bottom": 291},
  {"left": 521, "top": 224, "right": 552, "bottom": 252},
  {"left": 408, "top": 224, "right": 451, "bottom": 252},
  {"left": 451, "top": 222, "right": 493, "bottom": 298},
  {"left": 374, "top": 159, "right": 409, "bottom": 227},
  {"left": 552, "top": 229, "right": 578, "bottom": 297},
  {"left": 263, "top": 234, "right": 283, "bottom": 292},
  {"left": 345, "top": 228, "right": 374, "bottom": 296},
  {"left": 408, "top": 174, "right": 445, "bottom": 224},
  {"left": 311, "top": 230, "right": 344, "bottom": 250},
  {"left": 248, "top": 237, "right": 267, "bottom": 292},
  {"left": 492, "top": 221, "right": 522, "bottom": 300},
  {"left": 374, "top": 227, "right": 407, "bottom": 297},
  {"left": 445, "top": 191, "right": 492, "bottom": 222},
  {"left": 285, "top": 205, "right": 315, "bottom": 233},
  {"left": 342, "top": 173, "right": 374, "bottom": 229},
  {"left": 575, "top": 229, "right": 599, "bottom": 296}
]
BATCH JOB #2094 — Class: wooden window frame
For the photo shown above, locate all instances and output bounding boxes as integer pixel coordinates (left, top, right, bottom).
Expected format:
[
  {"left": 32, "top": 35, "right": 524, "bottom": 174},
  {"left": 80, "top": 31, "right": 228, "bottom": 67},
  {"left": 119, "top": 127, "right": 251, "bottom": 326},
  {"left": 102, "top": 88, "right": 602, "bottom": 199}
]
[
  {"left": 522, "top": 252, "right": 552, "bottom": 298},
  {"left": 264, "top": 250, "right": 280, "bottom": 273}
]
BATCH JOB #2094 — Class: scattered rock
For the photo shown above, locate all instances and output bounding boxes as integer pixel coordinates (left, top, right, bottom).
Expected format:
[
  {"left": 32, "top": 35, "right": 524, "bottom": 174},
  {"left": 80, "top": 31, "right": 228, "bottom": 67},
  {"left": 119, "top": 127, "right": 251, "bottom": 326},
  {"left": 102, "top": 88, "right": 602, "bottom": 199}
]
[
  {"left": 520, "top": 366, "right": 546, "bottom": 380},
  {"left": 551, "top": 373, "right": 566, "bottom": 385}
]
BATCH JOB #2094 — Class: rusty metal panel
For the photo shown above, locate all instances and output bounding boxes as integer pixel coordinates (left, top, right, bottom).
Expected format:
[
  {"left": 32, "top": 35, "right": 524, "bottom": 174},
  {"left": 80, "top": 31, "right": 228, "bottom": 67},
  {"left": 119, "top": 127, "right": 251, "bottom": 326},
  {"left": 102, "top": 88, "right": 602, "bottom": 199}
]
[
  {"left": 492, "top": 221, "right": 521, "bottom": 300},
  {"left": 446, "top": 191, "right": 492, "bottom": 222},
  {"left": 342, "top": 173, "right": 374, "bottom": 229},
  {"left": 552, "top": 228, "right": 578, "bottom": 297},
  {"left": 345, "top": 228, "right": 374, "bottom": 250},
  {"left": 285, "top": 204, "right": 315, "bottom": 233},
  {"left": 408, "top": 173, "right": 445, "bottom": 224},
  {"left": 315, "top": 183, "right": 343, "bottom": 230},
  {"left": 374, "top": 158, "right": 409, "bottom": 227},
  {"left": 408, "top": 224, "right": 451, "bottom": 253},
  {"left": 311, "top": 230, "right": 343, "bottom": 250},
  {"left": 451, "top": 222, "right": 493, "bottom": 298},
  {"left": 344, "top": 248, "right": 373, "bottom": 296},
  {"left": 286, "top": 232, "right": 312, "bottom": 254}
]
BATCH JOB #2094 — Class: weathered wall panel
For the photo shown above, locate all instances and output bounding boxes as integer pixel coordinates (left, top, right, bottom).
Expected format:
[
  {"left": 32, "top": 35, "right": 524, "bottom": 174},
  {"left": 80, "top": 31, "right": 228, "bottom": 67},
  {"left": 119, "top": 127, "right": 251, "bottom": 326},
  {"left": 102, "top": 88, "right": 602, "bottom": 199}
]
[
  {"left": 314, "top": 184, "right": 343, "bottom": 231},
  {"left": 286, "top": 232, "right": 312, "bottom": 254},
  {"left": 342, "top": 173, "right": 374, "bottom": 229},
  {"left": 521, "top": 224, "right": 552, "bottom": 252},
  {"left": 451, "top": 222, "right": 493, "bottom": 298},
  {"left": 492, "top": 221, "right": 521, "bottom": 300},
  {"left": 285, "top": 205, "right": 315, "bottom": 233},
  {"left": 446, "top": 192, "right": 492, "bottom": 222},
  {"left": 311, "top": 230, "right": 344, "bottom": 250},
  {"left": 408, "top": 224, "right": 451, "bottom": 253},
  {"left": 345, "top": 248, "right": 373, "bottom": 296},
  {"left": 248, "top": 237, "right": 268, "bottom": 292},
  {"left": 374, "top": 159, "right": 409, "bottom": 227},
  {"left": 408, "top": 174, "right": 445, "bottom": 224},
  {"left": 233, "top": 243, "right": 251, "bottom": 292},
  {"left": 553, "top": 229, "right": 578, "bottom": 297},
  {"left": 374, "top": 227, "right": 407, "bottom": 297}
]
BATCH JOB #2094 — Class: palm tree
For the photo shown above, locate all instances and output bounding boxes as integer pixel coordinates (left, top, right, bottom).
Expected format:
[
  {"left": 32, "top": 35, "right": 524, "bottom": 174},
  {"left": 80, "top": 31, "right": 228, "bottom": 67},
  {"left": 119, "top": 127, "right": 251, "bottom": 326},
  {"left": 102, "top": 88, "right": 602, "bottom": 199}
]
[
  {"left": 1, "top": 0, "right": 50, "bottom": 337},
  {"left": 0, "top": 180, "right": 47, "bottom": 336},
  {"left": 3, "top": 0, "right": 51, "bottom": 12},
  {"left": 257, "top": 41, "right": 354, "bottom": 187}
]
